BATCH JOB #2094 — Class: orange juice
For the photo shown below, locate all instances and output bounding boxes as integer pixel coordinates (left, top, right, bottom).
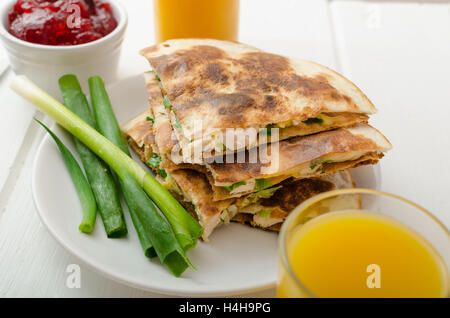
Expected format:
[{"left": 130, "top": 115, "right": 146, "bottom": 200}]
[
  {"left": 278, "top": 211, "right": 448, "bottom": 298},
  {"left": 153, "top": 0, "right": 240, "bottom": 43}
]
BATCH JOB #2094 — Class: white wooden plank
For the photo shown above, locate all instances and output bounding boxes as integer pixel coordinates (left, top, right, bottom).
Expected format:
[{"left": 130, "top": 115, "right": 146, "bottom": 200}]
[
  {"left": 330, "top": 0, "right": 450, "bottom": 227},
  {"left": 0, "top": 69, "right": 36, "bottom": 208},
  {"left": 240, "top": 0, "right": 338, "bottom": 68},
  {"left": 0, "top": 46, "right": 8, "bottom": 76}
]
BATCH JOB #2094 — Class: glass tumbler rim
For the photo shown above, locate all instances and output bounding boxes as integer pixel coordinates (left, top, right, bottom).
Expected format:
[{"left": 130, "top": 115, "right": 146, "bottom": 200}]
[{"left": 278, "top": 187, "right": 450, "bottom": 298}]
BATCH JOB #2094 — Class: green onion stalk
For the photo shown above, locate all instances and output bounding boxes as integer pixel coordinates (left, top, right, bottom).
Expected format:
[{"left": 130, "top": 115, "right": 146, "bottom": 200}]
[
  {"left": 58, "top": 75, "right": 127, "bottom": 238},
  {"left": 35, "top": 119, "right": 97, "bottom": 233},
  {"left": 88, "top": 75, "right": 194, "bottom": 275},
  {"left": 11, "top": 76, "right": 203, "bottom": 251}
]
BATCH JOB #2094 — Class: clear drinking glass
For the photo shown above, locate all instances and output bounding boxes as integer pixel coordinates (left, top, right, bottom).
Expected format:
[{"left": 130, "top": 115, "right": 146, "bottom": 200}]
[
  {"left": 153, "top": 0, "right": 240, "bottom": 43},
  {"left": 277, "top": 188, "right": 450, "bottom": 298}
]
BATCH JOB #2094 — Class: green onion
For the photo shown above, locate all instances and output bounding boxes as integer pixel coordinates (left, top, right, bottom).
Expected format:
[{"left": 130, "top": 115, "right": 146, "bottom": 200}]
[
  {"left": 11, "top": 76, "right": 203, "bottom": 252},
  {"left": 58, "top": 75, "right": 127, "bottom": 238},
  {"left": 255, "top": 178, "right": 273, "bottom": 191},
  {"left": 146, "top": 116, "right": 154, "bottom": 123},
  {"left": 86, "top": 75, "right": 158, "bottom": 257},
  {"left": 88, "top": 76, "right": 193, "bottom": 275},
  {"left": 120, "top": 173, "right": 192, "bottom": 276},
  {"left": 35, "top": 119, "right": 96, "bottom": 233},
  {"left": 128, "top": 204, "right": 157, "bottom": 259},
  {"left": 223, "top": 181, "right": 246, "bottom": 192}
]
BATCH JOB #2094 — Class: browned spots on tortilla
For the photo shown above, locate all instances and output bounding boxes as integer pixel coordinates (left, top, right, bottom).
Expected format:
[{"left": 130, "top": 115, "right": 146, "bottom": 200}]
[
  {"left": 263, "top": 95, "right": 278, "bottom": 110},
  {"left": 211, "top": 93, "right": 255, "bottom": 111},
  {"left": 149, "top": 45, "right": 225, "bottom": 79},
  {"left": 202, "top": 63, "right": 229, "bottom": 84},
  {"left": 144, "top": 45, "right": 358, "bottom": 127},
  {"left": 140, "top": 45, "right": 159, "bottom": 55},
  {"left": 209, "top": 158, "right": 262, "bottom": 184},
  {"left": 239, "top": 52, "right": 291, "bottom": 73},
  {"left": 208, "top": 127, "right": 380, "bottom": 183},
  {"left": 260, "top": 178, "right": 335, "bottom": 212}
]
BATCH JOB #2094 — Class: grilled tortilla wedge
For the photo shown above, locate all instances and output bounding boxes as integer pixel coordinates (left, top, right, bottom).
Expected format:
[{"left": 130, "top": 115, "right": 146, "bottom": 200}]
[
  {"left": 206, "top": 123, "right": 391, "bottom": 189},
  {"left": 141, "top": 39, "right": 376, "bottom": 161}
]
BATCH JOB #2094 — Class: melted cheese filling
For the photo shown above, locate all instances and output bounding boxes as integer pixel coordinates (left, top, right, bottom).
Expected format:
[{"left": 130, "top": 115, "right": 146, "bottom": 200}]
[
  {"left": 214, "top": 150, "right": 371, "bottom": 188},
  {"left": 180, "top": 113, "right": 359, "bottom": 158}
]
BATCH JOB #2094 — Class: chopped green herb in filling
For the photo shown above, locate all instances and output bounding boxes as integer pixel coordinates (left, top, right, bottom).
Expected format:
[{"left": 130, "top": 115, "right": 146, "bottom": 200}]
[
  {"left": 310, "top": 159, "right": 334, "bottom": 170},
  {"left": 163, "top": 96, "right": 173, "bottom": 110},
  {"left": 159, "top": 168, "right": 167, "bottom": 178},
  {"left": 240, "top": 186, "right": 281, "bottom": 207},
  {"left": 259, "top": 209, "right": 272, "bottom": 218},
  {"left": 260, "top": 124, "right": 274, "bottom": 136},
  {"left": 303, "top": 116, "right": 324, "bottom": 125},
  {"left": 147, "top": 153, "right": 162, "bottom": 168},
  {"left": 146, "top": 116, "right": 154, "bottom": 123},
  {"left": 155, "top": 74, "right": 161, "bottom": 82},
  {"left": 223, "top": 181, "right": 247, "bottom": 192},
  {"left": 174, "top": 118, "right": 182, "bottom": 130},
  {"left": 255, "top": 186, "right": 280, "bottom": 199},
  {"left": 255, "top": 178, "right": 273, "bottom": 191}
]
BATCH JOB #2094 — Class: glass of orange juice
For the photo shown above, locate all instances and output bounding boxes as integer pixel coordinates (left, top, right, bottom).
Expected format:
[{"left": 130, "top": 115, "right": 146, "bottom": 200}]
[
  {"left": 278, "top": 189, "right": 449, "bottom": 298},
  {"left": 153, "top": 0, "right": 240, "bottom": 43}
]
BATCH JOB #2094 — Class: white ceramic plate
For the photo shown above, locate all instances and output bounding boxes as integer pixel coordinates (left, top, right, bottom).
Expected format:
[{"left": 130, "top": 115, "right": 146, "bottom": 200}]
[
  {"left": 32, "top": 75, "right": 379, "bottom": 296},
  {"left": 32, "top": 75, "right": 280, "bottom": 297}
]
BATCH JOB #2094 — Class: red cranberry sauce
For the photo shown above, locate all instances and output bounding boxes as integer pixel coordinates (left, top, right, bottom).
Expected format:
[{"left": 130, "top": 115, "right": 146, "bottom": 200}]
[{"left": 8, "top": 0, "right": 118, "bottom": 45}]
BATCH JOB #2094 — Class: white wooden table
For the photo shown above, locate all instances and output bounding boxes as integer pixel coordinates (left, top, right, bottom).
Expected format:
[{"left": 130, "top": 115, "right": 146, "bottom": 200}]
[{"left": 1, "top": 0, "right": 449, "bottom": 297}]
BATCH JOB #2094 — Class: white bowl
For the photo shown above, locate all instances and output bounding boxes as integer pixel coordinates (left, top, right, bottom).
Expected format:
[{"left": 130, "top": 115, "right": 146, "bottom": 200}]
[{"left": 0, "top": 0, "right": 128, "bottom": 96}]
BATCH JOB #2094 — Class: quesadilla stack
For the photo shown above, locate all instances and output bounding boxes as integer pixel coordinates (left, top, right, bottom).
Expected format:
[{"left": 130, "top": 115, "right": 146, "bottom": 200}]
[
  {"left": 123, "top": 39, "right": 392, "bottom": 240},
  {"left": 140, "top": 39, "right": 377, "bottom": 163},
  {"left": 123, "top": 110, "right": 360, "bottom": 239}
]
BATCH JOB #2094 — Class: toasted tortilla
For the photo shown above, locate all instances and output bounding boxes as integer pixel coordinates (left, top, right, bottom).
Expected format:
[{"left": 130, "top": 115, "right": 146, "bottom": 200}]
[
  {"left": 123, "top": 109, "right": 390, "bottom": 201},
  {"left": 169, "top": 169, "right": 235, "bottom": 240},
  {"left": 122, "top": 110, "right": 201, "bottom": 174},
  {"left": 123, "top": 114, "right": 364, "bottom": 240},
  {"left": 232, "top": 170, "right": 359, "bottom": 231},
  {"left": 141, "top": 39, "right": 376, "bottom": 159},
  {"left": 123, "top": 120, "right": 358, "bottom": 239},
  {"left": 206, "top": 123, "right": 391, "bottom": 187},
  {"left": 169, "top": 169, "right": 357, "bottom": 240}
]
